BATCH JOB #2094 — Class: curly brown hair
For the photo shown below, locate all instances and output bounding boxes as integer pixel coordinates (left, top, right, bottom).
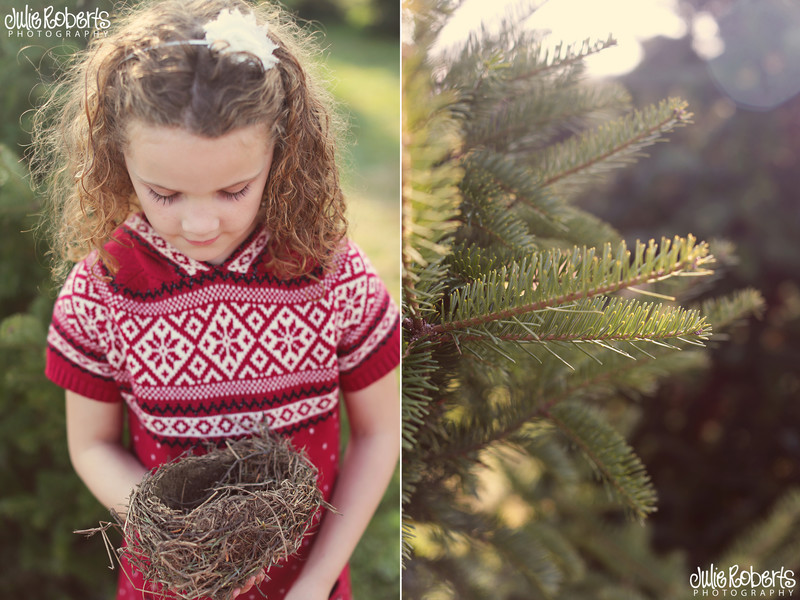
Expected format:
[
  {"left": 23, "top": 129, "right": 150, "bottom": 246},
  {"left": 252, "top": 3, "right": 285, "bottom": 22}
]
[{"left": 32, "top": 0, "right": 347, "bottom": 280}]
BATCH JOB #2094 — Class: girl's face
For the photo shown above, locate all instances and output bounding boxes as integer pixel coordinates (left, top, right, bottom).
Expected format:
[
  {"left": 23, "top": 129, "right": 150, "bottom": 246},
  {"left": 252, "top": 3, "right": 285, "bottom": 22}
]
[{"left": 124, "top": 121, "right": 274, "bottom": 265}]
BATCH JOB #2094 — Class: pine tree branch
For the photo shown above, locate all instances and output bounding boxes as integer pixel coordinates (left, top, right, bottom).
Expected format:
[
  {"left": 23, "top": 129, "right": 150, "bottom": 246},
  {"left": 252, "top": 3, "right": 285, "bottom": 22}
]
[
  {"left": 509, "top": 37, "right": 617, "bottom": 85},
  {"left": 511, "top": 98, "right": 692, "bottom": 207},
  {"left": 438, "top": 15, "right": 611, "bottom": 109},
  {"left": 422, "top": 364, "right": 629, "bottom": 465},
  {"left": 421, "top": 348, "right": 707, "bottom": 468},
  {"left": 701, "top": 287, "right": 765, "bottom": 330},
  {"left": 402, "top": 2, "right": 767, "bottom": 593},
  {"left": 460, "top": 149, "right": 564, "bottom": 225},
  {"left": 418, "top": 282, "right": 762, "bottom": 465},
  {"left": 403, "top": 50, "right": 463, "bottom": 325},
  {"left": 717, "top": 488, "right": 800, "bottom": 570},
  {"left": 545, "top": 403, "right": 657, "bottom": 521},
  {"left": 542, "top": 108, "right": 684, "bottom": 189},
  {"left": 461, "top": 214, "right": 525, "bottom": 251},
  {"left": 426, "top": 557, "right": 498, "bottom": 600},
  {"left": 417, "top": 507, "right": 564, "bottom": 598},
  {"left": 401, "top": 341, "right": 439, "bottom": 450},
  {"left": 453, "top": 296, "right": 710, "bottom": 347},
  {"left": 403, "top": 144, "right": 422, "bottom": 326},
  {"left": 459, "top": 329, "right": 703, "bottom": 344},
  {"left": 422, "top": 236, "right": 713, "bottom": 338},
  {"left": 465, "top": 86, "right": 628, "bottom": 158},
  {"left": 566, "top": 507, "right": 682, "bottom": 596}
]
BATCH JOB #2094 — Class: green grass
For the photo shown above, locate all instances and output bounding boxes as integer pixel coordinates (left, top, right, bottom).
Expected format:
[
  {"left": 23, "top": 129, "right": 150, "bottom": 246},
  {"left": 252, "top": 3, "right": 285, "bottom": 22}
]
[
  {"left": 323, "top": 24, "right": 400, "bottom": 301},
  {"left": 319, "top": 24, "right": 401, "bottom": 600}
]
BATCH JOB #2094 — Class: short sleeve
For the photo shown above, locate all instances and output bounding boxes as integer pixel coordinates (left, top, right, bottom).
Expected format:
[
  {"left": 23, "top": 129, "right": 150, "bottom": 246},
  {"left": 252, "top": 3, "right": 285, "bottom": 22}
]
[
  {"left": 333, "top": 241, "right": 400, "bottom": 392},
  {"left": 45, "top": 259, "right": 122, "bottom": 402}
]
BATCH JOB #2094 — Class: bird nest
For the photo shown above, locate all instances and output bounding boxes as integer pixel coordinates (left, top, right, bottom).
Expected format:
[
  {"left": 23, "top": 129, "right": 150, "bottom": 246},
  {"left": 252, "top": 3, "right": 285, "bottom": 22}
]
[{"left": 79, "top": 428, "right": 332, "bottom": 600}]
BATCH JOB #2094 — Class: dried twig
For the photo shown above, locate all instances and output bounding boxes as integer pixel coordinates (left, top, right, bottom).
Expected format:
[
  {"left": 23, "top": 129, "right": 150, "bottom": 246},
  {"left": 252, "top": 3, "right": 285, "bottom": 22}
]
[{"left": 77, "top": 427, "right": 333, "bottom": 600}]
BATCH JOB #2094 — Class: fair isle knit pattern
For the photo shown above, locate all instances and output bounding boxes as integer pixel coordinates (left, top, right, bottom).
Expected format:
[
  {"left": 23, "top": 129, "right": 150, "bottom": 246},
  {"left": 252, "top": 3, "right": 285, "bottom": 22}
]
[
  {"left": 46, "top": 213, "right": 400, "bottom": 455},
  {"left": 46, "top": 214, "right": 398, "bottom": 600}
]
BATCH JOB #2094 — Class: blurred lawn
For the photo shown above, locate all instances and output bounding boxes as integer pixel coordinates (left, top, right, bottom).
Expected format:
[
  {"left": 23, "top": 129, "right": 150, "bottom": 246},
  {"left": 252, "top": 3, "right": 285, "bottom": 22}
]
[
  {"left": 324, "top": 24, "right": 400, "bottom": 302},
  {"left": 319, "top": 25, "right": 401, "bottom": 600}
]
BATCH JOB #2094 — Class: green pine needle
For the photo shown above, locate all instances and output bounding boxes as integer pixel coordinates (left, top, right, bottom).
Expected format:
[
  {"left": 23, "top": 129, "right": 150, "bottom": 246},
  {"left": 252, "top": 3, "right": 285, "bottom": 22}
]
[{"left": 547, "top": 403, "right": 658, "bottom": 522}]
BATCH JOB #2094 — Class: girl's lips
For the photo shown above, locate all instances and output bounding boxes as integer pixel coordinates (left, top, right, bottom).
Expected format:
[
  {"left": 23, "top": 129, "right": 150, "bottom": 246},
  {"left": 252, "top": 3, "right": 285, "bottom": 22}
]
[{"left": 186, "top": 235, "right": 220, "bottom": 247}]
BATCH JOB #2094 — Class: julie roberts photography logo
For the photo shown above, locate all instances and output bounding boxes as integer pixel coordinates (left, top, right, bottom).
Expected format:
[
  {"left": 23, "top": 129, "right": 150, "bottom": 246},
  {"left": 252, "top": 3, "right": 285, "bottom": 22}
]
[
  {"left": 691, "top": 564, "right": 796, "bottom": 597},
  {"left": 4, "top": 4, "right": 110, "bottom": 38}
]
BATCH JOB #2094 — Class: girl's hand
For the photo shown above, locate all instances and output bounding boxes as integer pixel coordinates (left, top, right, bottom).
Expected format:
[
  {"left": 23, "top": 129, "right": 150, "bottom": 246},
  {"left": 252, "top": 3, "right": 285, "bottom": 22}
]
[{"left": 230, "top": 571, "right": 266, "bottom": 599}]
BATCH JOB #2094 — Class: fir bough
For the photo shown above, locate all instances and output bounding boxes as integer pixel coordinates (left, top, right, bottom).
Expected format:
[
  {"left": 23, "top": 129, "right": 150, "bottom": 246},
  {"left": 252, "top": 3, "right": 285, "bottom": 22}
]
[{"left": 402, "top": 1, "right": 765, "bottom": 598}]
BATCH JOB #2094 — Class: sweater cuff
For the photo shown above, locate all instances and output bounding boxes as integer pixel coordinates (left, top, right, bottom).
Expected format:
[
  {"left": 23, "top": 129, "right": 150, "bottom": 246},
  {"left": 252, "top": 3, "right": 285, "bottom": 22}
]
[
  {"left": 45, "top": 348, "right": 122, "bottom": 403},
  {"left": 339, "top": 319, "right": 400, "bottom": 392}
]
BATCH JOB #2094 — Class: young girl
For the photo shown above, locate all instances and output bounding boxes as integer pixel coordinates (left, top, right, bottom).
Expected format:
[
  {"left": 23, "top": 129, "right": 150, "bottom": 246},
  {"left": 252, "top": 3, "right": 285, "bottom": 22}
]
[{"left": 33, "top": 1, "right": 400, "bottom": 599}]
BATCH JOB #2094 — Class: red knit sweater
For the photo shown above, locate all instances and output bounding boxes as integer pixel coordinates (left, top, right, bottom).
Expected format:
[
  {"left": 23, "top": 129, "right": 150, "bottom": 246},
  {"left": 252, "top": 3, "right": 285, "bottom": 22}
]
[{"left": 46, "top": 213, "right": 400, "bottom": 600}]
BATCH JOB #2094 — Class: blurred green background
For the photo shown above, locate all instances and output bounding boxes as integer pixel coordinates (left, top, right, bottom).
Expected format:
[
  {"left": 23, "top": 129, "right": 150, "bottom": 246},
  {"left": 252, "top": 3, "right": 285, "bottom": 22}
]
[{"left": 0, "top": 0, "right": 399, "bottom": 598}]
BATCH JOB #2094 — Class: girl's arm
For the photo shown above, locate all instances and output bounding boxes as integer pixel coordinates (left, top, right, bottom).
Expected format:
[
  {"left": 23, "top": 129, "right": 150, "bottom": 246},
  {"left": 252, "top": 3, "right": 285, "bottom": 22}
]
[
  {"left": 283, "top": 370, "right": 400, "bottom": 600},
  {"left": 66, "top": 391, "right": 262, "bottom": 600},
  {"left": 66, "top": 390, "right": 148, "bottom": 514}
]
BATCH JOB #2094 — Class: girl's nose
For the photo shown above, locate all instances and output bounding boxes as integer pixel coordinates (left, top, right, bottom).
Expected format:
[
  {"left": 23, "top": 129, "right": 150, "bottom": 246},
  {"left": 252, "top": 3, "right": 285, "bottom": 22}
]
[{"left": 181, "top": 204, "right": 220, "bottom": 237}]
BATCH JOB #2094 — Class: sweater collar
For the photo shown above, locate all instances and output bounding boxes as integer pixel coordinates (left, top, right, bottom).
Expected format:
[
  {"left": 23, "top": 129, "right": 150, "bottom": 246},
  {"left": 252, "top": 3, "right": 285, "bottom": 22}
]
[{"left": 124, "top": 213, "right": 270, "bottom": 276}]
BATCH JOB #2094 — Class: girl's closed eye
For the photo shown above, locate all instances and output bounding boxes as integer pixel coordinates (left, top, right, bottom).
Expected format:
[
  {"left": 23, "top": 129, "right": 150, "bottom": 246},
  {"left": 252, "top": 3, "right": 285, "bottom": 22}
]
[
  {"left": 222, "top": 183, "right": 251, "bottom": 201},
  {"left": 146, "top": 183, "right": 251, "bottom": 205},
  {"left": 148, "top": 188, "right": 179, "bottom": 205}
]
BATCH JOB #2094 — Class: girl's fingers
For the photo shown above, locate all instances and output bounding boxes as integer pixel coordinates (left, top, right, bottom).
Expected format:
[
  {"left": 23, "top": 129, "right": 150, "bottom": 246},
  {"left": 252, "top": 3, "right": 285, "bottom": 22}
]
[
  {"left": 231, "top": 577, "right": 252, "bottom": 599},
  {"left": 232, "top": 573, "right": 264, "bottom": 598}
]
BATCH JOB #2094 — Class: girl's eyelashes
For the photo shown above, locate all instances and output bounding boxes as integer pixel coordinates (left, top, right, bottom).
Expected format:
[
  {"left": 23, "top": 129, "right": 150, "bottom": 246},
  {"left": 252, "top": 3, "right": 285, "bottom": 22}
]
[
  {"left": 148, "top": 188, "right": 178, "bottom": 205},
  {"left": 146, "top": 183, "right": 251, "bottom": 205},
  {"left": 223, "top": 183, "right": 251, "bottom": 201}
]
